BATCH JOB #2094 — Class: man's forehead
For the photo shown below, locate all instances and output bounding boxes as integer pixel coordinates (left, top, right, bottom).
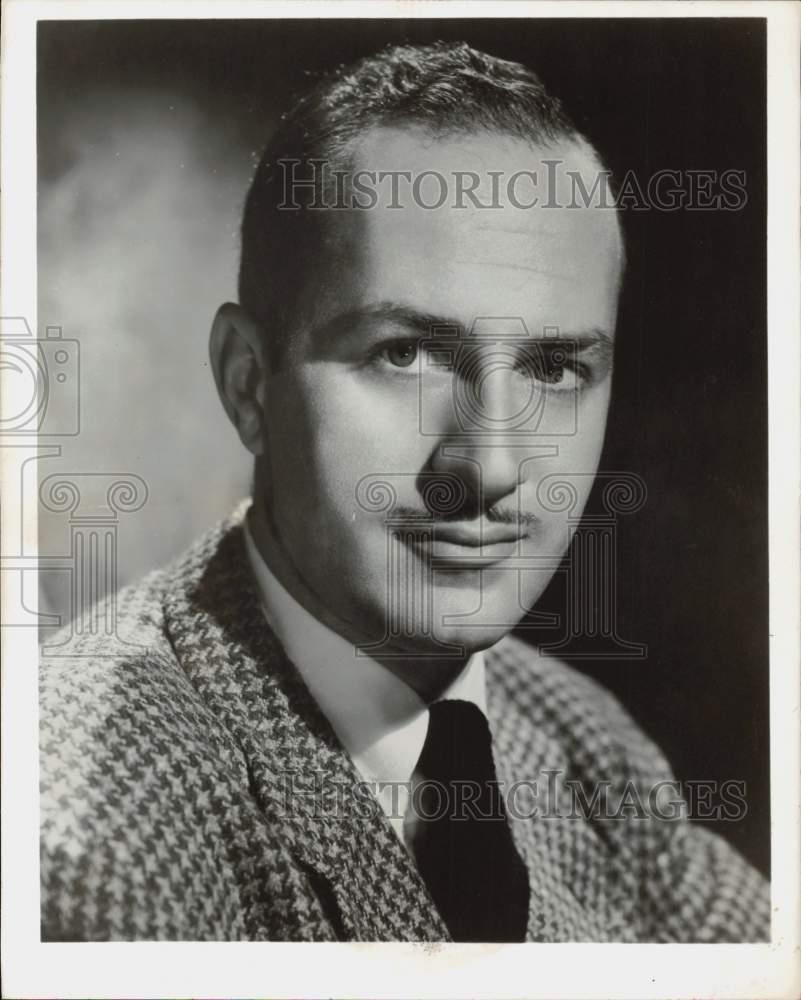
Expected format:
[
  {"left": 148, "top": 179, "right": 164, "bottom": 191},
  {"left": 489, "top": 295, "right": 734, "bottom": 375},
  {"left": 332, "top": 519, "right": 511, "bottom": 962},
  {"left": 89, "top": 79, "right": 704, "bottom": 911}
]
[
  {"left": 449, "top": 219, "right": 619, "bottom": 283},
  {"left": 344, "top": 125, "right": 624, "bottom": 273},
  {"left": 296, "top": 125, "right": 623, "bottom": 342}
]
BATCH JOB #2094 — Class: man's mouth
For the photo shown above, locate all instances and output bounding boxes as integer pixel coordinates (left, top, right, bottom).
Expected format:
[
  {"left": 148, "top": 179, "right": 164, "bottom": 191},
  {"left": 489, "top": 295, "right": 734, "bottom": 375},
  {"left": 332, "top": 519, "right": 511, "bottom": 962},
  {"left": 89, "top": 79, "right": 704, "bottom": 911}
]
[{"left": 397, "top": 522, "right": 530, "bottom": 567}]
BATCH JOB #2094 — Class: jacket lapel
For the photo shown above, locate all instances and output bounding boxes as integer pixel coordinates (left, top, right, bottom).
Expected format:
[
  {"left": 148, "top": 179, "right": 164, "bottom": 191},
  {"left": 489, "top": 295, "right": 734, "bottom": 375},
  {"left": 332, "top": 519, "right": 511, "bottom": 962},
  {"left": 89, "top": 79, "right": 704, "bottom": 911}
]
[{"left": 162, "top": 507, "right": 449, "bottom": 942}]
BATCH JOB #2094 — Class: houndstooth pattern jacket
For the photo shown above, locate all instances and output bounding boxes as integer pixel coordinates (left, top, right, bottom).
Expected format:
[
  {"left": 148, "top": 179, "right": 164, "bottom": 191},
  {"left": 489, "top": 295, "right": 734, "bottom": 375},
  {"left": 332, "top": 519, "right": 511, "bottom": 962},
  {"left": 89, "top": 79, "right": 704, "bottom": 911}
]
[{"left": 40, "top": 504, "right": 770, "bottom": 942}]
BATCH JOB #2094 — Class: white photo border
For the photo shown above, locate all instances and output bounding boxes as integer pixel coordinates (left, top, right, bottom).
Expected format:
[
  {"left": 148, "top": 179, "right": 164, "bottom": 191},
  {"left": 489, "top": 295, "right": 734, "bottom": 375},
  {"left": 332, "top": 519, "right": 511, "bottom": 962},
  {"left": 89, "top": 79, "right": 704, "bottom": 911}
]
[{"left": 2, "top": 2, "right": 799, "bottom": 998}]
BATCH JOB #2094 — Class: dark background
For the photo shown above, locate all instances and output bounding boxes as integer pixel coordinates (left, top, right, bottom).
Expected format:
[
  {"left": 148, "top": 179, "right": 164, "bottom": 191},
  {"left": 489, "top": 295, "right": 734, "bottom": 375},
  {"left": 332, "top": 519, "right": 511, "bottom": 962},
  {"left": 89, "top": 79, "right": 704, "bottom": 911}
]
[{"left": 38, "top": 18, "right": 769, "bottom": 874}]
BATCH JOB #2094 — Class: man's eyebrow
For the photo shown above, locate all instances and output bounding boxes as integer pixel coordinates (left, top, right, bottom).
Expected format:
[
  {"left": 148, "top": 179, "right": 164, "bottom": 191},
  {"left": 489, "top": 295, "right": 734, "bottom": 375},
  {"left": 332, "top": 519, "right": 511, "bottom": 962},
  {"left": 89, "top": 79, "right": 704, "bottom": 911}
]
[
  {"left": 308, "top": 302, "right": 463, "bottom": 343},
  {"left": 559, "top": 328, "right": 614, "bottom": 355},
  {"left": 308, "top": 300, "right": 614, "bottom": 352}
]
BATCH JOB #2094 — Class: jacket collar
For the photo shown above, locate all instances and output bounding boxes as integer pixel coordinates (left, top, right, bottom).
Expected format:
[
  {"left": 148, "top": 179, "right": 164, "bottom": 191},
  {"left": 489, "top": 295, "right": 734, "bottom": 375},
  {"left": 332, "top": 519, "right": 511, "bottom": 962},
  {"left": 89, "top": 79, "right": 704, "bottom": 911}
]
[{"left": 161, "top": 504, "right": 450, "bottom": 941}]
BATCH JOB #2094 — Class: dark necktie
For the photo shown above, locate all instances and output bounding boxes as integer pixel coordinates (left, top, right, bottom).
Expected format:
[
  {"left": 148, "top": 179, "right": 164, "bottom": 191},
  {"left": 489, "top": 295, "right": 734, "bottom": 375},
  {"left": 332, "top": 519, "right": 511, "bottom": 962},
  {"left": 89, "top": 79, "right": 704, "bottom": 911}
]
[{"left": 411, "top": 699, "right": 530, "bottom": 942}]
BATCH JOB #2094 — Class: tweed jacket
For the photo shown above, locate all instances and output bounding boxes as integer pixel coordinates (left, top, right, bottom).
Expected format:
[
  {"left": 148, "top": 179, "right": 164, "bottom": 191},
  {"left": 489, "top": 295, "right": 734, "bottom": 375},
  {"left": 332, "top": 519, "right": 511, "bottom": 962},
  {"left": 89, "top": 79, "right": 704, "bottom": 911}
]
[{"left": 40, "top": 506, "right": 770, "bottom": 942}]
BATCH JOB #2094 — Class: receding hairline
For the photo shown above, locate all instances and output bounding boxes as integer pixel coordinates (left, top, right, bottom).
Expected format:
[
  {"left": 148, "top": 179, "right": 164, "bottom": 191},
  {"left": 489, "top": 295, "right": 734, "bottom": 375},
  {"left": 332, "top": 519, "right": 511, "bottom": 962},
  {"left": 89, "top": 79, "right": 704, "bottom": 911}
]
[{"left": 339, "top": 118, "right": 593, "bottom": 165}]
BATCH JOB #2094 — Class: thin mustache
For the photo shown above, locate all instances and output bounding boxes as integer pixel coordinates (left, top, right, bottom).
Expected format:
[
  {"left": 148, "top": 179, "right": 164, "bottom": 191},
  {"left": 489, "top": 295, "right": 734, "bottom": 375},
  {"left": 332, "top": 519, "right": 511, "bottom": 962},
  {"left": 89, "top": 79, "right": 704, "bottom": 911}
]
[{"left": 392, "top": 504, "right": 540, "bottom": 528}]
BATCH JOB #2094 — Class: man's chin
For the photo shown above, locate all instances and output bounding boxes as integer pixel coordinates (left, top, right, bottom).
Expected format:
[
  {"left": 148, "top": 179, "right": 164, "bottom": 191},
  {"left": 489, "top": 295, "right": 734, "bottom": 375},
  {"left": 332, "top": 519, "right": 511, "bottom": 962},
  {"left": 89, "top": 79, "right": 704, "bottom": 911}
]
[
  {"left": 428, "top": 620, "right": 519, "bottom": 657},
  {"left": 360, "top": 611, "right": 525, "bottom": 660},
  {"left": 355, "top": 574, "right": 536, "bottom": 656},
  {"left": 429, "top": 575, "right": 533, "bottom": 651}
]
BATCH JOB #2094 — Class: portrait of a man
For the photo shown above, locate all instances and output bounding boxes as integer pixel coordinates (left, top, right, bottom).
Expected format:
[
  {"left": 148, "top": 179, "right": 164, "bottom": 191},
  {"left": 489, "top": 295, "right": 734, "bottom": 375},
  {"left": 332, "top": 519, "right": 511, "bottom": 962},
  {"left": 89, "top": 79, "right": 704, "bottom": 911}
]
[{"left": 36, "top": 21, "right": 771, "bottom": 944}]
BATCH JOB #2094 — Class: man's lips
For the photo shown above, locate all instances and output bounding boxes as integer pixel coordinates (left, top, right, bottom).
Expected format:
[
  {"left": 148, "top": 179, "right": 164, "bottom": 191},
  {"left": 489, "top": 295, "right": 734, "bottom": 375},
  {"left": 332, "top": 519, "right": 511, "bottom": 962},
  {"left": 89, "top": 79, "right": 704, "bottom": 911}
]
[
  {"left": 429, "top": 523, "right": 525, "bottom": 547},
  {"left": 397, "top": 522, "right": 530, "bottom": 567}
]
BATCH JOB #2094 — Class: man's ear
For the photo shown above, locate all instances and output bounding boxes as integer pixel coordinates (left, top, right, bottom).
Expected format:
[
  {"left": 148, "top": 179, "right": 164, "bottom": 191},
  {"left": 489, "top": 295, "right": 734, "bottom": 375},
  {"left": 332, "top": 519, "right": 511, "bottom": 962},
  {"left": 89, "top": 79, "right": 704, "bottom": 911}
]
[{"left": 209, "top": 303, "right": 268, "bottom": 456}]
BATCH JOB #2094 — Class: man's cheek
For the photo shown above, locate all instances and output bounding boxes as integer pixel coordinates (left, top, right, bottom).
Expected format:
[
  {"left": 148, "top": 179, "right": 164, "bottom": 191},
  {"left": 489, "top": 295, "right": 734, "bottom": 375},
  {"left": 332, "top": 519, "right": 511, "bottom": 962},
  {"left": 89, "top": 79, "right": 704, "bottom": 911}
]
[{"left": 316, "top": 422, "right": 422, "bottom": 499}]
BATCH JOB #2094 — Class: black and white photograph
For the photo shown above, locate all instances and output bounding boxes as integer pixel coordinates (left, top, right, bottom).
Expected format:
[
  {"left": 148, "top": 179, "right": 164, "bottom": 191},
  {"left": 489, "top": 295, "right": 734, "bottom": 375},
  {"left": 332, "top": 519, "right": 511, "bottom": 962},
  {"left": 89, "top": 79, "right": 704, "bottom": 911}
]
[{"left": 1, "top": 2, "right": 799, "bottom": 998}]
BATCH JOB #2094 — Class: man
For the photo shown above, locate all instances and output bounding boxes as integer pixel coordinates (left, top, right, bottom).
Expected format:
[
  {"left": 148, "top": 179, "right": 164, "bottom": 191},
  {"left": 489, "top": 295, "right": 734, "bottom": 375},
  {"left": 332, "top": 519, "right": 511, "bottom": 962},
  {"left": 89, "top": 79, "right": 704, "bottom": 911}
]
[{"left": 40, "top": 41, "right": 769, "bottom": 942}]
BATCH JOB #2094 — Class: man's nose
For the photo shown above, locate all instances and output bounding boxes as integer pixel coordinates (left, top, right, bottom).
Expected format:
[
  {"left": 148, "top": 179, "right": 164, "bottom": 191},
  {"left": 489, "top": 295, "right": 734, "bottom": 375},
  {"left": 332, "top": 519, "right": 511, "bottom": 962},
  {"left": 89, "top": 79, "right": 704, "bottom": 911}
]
[
  {"left": 428, "top": 362, "right": 528, "bottom": 510},
  {"left": 430, "top": 436, "right": 523, "bottom": 510}
]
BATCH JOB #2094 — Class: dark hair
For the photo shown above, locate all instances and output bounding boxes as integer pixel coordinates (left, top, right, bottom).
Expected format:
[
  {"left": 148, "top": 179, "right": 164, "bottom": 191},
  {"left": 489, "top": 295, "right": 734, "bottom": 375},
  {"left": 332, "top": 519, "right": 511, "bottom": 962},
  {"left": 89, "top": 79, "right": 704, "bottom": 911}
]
[{"left": 239, "top": 41, "right": 597, "bottom": 362}]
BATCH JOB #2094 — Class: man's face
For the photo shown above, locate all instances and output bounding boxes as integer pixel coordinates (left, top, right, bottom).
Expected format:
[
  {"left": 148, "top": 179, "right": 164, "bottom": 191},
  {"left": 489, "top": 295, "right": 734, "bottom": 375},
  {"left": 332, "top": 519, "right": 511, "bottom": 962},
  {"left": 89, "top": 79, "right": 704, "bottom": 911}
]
[{"left": 257, "top": 127, "right": 622, "bottom": 665}]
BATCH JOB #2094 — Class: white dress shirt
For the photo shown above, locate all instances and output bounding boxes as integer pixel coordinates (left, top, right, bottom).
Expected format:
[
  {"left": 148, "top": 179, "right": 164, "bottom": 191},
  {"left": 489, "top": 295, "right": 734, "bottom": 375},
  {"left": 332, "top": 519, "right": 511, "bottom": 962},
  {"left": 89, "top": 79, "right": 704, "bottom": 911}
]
[{"left": 242, "top": 513, "right": 487, "bottom": 847}]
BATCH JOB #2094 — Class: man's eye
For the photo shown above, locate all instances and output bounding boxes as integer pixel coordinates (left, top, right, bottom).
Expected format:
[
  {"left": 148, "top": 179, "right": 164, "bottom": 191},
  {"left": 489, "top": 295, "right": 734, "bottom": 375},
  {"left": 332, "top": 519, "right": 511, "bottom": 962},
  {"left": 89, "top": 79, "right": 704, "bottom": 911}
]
[
  {"left": 521, "top": 345, "right": 583, "bottom": 390},
  {"left": 536, "top": 350, "right": 571, "bottom": 385},
  {"left": 382, "top": 340, "right": 419, "bottom": 368},
  {"left": 517, "top": 363, "right": 578, "bottom": 390}
]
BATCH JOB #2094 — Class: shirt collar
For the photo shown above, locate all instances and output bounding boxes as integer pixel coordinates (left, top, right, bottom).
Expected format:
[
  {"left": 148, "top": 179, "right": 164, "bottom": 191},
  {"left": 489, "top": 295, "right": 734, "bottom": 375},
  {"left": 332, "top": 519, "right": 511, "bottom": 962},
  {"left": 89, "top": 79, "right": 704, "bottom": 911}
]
[{"left": 242, "top": 512, "right": 487, "bottom": 796}]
